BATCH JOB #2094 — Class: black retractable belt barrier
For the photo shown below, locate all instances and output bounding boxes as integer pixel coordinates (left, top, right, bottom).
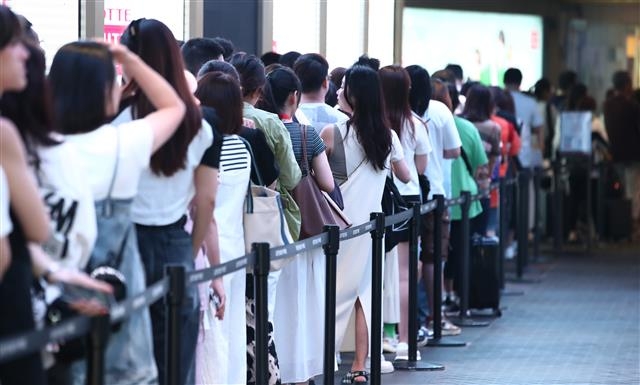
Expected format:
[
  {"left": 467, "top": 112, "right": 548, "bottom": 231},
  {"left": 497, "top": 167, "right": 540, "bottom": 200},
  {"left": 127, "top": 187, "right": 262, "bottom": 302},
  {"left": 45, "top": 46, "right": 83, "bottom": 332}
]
[
  {"left": 450, "top": 192, "right": 490, "bottom": 328},
  {"left": 86, "top": 313, "right": 110, "bottom": 385},
  {"left": 553, "top": 160, "right": 563, "bottom": 253},
  {"left": 323, "top": 225, "right": 339, "bottom": 385},
  {"left": 427, "top": 195, "right": 466, "bottom": 348},
  {"left": 394, "top": 204, "right": 444, "bottom": 371},
  {"left": 369, "top": 212, "right": 385, "bottom": 385},
  {"left": 253, "top": 243, "right": 271, "bottom": 385},
  {"left": 165, "top": 264, "right": 185, "bottom": 385}
]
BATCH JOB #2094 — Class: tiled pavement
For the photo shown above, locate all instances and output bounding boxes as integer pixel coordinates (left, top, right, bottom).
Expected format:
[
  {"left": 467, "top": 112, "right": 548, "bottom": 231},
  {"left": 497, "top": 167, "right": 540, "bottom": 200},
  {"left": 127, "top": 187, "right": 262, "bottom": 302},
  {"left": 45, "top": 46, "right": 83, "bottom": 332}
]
[{"left": 319, "top": 244, "right": 640, "bottom": 385}]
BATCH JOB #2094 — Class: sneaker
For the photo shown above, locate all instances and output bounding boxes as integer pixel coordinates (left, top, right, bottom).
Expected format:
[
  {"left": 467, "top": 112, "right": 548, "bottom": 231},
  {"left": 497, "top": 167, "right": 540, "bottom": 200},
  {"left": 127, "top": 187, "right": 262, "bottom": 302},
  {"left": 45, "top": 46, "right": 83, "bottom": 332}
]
[
  {"left": 394, "top": 342, "right": 421, "bottom": 361},
  {"left": 336, "top": 352, "right": 341, "bottom": 366},
  {"left": 428, "top": 318, "right": 462, "bottom": 336},
  {"left": 383, "top": 336, "right": 398, "bottom": 353},
  {"left": 365, "top": 354, "right": 394, "bottom": 374},
  {"left": 416, "top": 325, "right": 432, "bottom": 347},
  {"left": 505, "top": 243, "right": 517, "bottom": 259}
]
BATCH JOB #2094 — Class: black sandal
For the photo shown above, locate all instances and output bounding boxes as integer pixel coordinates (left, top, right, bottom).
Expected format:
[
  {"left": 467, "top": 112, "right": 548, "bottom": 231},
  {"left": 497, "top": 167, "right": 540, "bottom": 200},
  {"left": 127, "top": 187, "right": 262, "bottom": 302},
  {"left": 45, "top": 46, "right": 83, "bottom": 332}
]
[{"left": 341, "top": 370, "right": 369, "bottom": 384}]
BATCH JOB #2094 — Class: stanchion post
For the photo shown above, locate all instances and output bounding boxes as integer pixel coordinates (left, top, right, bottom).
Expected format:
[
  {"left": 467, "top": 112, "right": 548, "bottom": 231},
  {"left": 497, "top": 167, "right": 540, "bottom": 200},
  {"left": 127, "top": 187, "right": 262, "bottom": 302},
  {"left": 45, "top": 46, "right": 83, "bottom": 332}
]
[
  {"left": 394, "top": 204, "right": 444, "bottom": 371},
  {"left": 86, "top": 313, "right": 110, "bottom": 385},
  {"left": 253, "top": 242, "right": 271, "bottom": 385},
  {"left": 553, "top": 160, "right": 563, "bottom": 253},
  {"left": 585, "top": 155, "right": 593, "bottom": 252},
  {"left": 432, "top": 195, "right": 444, "bottom": 340},
  {"left": 459, "top": 191, "right": 471, "bottom": 318},
  {"left": 323, "top": 225, "right": 339, "bottom": 385},
  {"left": 596, "top": 162, "right": 606, "bottom": 240},
  {"left": 498, "top": 177, "right": 507, "bottom": 290},
  {"left": 427, "top": 196, "right": 467, "bottom": 347},
  {"left": 165, "top": 264, "right": 185, "bottom": 385},
  {"left": 533, "top": 167, "right": 541, "bottom": 261},
  {"left": 516, "top": 170, "right": 530, "bottom": 278},
  {"left": 369, "top": 212, "right": 385, "bottom": 385}
]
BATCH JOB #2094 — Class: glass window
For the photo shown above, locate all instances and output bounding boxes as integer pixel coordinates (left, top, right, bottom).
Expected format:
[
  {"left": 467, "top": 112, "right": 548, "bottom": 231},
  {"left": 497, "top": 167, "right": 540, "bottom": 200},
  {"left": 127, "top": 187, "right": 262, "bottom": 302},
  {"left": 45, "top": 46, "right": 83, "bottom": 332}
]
[
  {"left": 6, "top": 0, "right": 79, "bottom": 68},
  {"left": 367, "top": 0, "right": 394, "bottom": 67},
  {"left": 105, "top": 0, "right": 186, "bottom": 43},
  {"left": 272, "top": 0, "right": 320, "bottom": 55},
  {"left": 326, "top": 0, "right": 365, "bottom": 69}
]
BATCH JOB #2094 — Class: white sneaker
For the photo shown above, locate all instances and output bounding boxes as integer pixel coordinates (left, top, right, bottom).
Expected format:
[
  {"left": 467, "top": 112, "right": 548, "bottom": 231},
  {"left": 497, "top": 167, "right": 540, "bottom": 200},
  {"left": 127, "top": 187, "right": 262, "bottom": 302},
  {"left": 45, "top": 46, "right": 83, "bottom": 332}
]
[
  {"left": 394, "top": 342, "right": 421, "bottom": 361},
  {"left": 505, "top": 243, "right": 517, "bottom": 259},
  {"left": 336, "top": 352, "right": 341, "bottom": 366},
  {"left": 365, "top": 354, "right": 395, "bottom": 374},
  {"left": 383, "top": 336, "right": 398, "bottom": 353}
]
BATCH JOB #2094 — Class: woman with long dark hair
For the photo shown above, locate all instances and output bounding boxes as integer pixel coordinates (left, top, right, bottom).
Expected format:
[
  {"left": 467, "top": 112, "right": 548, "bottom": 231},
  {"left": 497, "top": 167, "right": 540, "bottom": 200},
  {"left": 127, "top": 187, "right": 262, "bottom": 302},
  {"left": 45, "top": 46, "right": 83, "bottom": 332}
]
[
  {"left": 116, "top": 19, "right": 217, "bottom": 384},
  {"left": 320, "top": 64, "right": 398, "bottom": 384},
  {"left": 259, "top": 65, "right": 334, "bottom": 385},
  {"left": 378, "top": 65, "right": 430, "bottom": 361},
  {"left": 0, "top": 7, "right": 50, "bottom": 383},
  {"left": 194, "top": 71, "right": 251, "bottom": 384},
  {"left": 48, "top": 38, "right": 185, "bottom": 384}
]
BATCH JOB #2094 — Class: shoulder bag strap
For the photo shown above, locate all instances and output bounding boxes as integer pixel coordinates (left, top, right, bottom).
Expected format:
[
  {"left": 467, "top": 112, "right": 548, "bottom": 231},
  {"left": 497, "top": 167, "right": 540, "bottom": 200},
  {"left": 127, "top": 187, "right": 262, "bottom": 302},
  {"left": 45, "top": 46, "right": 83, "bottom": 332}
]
[
  {"left": 102, "top": 126, "right": 120, "bottom": 217},
  {"left": 460, "top": 147, "right": 474, "bottom": 179},
  {"left": 299, "top": 124, "right": 310, "bottom": 175}
]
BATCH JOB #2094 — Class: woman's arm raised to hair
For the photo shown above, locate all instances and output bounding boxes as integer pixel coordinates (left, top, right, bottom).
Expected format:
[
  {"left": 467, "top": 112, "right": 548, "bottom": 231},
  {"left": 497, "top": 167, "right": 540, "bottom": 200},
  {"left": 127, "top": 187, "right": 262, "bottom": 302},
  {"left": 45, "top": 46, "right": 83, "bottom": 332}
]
[
  {"left": 113, "top": 45, "right": 186, "bottom": 153},
  {"left": 191, "top": 165, "right": 218, "bottom": 256},
  {"left": 311, "top": 152, "right": 335, "bottom": 192},
  {"left": 0, "top": 118, "right": 49, "bottom": 243}
]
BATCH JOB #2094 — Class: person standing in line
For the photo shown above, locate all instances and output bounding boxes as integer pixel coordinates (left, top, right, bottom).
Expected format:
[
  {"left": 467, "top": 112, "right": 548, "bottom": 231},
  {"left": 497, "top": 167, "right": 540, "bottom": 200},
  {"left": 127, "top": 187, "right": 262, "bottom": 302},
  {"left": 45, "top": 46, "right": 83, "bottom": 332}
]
[
  {"left": 378, "top": 65, "right": 431, "bottom": 362},
  {"left": 405, "top": 65, "right": 462, "bottom": 336},
  {"left": 603, "top": 70, "right": 640, "bottom": 241},
  {"left": 320, "top": 64, "right": 400, "bottom": 384},
  {"left": 194, "top": 72, "right": 254, "bottom": 385},
  {"left": 259, "top": 65, "right": 335, "bottom": 385},
  {"left": 49, "top": 40, "right": 185, "bottom": 384},
  {"left": 116, "top": 19, "right": 216, "bottom": 385}
]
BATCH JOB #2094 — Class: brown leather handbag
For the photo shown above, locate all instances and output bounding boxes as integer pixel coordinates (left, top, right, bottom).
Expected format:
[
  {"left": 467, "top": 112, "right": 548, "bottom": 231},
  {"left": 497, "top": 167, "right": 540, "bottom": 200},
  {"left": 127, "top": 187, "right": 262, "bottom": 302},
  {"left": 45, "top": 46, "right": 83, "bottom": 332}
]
[{"left": 291, "top": 125, "right": 351, "bottom": 240}]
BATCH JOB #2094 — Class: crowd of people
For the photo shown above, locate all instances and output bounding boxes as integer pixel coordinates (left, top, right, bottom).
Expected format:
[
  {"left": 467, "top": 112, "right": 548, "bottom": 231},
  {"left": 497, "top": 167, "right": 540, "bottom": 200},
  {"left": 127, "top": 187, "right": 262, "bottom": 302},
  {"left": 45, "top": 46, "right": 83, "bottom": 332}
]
[{"left": 1, "top": 6, "right": 638, "bottom": 385}]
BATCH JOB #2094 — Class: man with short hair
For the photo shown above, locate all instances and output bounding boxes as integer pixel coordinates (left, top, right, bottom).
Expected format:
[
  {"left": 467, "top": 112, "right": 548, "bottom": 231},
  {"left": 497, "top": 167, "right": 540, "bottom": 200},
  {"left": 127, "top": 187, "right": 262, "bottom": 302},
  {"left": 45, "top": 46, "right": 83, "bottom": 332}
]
[
  {"left": 181, "top": 37, "right": 224, "bottom": 76},
  {"left": 293, "top": 53, "right": 348, "bottom": 133},
  {"left": 504, "top": 67, "right": 544, "bottom": 168}
]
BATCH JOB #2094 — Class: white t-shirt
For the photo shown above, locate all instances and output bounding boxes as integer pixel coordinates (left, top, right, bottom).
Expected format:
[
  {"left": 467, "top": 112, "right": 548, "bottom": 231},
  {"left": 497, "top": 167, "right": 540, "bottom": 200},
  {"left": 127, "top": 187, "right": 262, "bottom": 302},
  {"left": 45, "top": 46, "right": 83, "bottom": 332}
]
[
  {"left": 298, "top": 102, "right": 349, "bottom": 134},
  {"left": 512, "top": 91, "right": 544, "bottom": 167},
  {"left": 394, "top": 115, "right": 432, "bottom": 196},
  {"left": 36, "top": 138, "right": 97, "bottom": 268},
  {"left": 0, "top": 167, "right": 12, "bottom": 238},
  {"left": 65, "top": 119, "right": 154, "bottom": 200},
  {"left": 423, "top": 101, "right": 462, "bottom": 198},
  {"left": 113, "top": 107, "right": 214, "bottom": 225}
]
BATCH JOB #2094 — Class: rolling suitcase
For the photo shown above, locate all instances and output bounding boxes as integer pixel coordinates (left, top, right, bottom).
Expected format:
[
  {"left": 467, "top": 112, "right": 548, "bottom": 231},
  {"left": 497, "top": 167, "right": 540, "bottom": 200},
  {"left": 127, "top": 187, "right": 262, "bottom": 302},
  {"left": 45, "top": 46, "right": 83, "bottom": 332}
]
[{"left": 469, "top": 236, "right": 501, "bottom": 316}]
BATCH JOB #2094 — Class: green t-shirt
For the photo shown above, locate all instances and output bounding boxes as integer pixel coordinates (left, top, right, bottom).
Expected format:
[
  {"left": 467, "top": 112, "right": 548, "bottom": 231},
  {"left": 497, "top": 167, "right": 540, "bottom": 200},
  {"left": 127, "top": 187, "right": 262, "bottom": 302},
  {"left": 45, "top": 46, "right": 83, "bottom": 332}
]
[{"left": 450, "top": 116, "right": 488, "bottom": 220}]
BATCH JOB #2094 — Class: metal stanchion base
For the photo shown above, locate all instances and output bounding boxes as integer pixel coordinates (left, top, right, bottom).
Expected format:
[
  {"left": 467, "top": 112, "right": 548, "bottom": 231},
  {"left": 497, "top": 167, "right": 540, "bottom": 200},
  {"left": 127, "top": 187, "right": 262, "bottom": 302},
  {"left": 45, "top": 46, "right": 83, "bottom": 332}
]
[
  {"left": 469, "top": 308, "right": 505, "bottom": 318},
  {"left": 393, "top": 360, "right": 445, "bottom": 371},
  {"left": 505, "top": 274, "right": 543, "bottom": 284},
  {"left": 448, "top": 315, "right": 491, "bottom": 327},
  {"left": 426, "top": 337, "right": 468, "bottom": 347},
  {"left": 501, "top": 288, "right": 525, "bottom": 296}
]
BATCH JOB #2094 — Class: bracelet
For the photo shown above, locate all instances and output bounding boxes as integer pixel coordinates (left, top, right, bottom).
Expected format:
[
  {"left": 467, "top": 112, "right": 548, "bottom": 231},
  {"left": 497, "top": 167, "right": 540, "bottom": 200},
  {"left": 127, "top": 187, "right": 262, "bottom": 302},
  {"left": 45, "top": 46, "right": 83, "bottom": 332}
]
[{"left": 42, "top": 263, "right": 61, "bottom": 283}]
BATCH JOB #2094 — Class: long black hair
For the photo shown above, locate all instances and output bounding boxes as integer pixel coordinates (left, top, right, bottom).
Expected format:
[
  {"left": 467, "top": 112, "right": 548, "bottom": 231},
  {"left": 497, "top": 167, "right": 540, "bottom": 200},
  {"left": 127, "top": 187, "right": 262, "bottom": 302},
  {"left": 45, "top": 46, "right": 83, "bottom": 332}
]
[
  {"left": 0, "top": 5, "right": 21, "bottom": 50},
  {"left": 343, "top": 64, "right": 391, "bottom": 171},
  {"left": 379, "top": 65, "right": 414, "bottom": 142},
  {"left": 49, "top": 41, "right": 116, "bottom": 135},
  {"left": 258, "top": 66, "right": 301, "bottom": 116},
  {"left": 405, "top": 65, "right": 431, "bottom": 117},
  {"left": 120, "top": 18, "right": 202, "bottom": 177}
]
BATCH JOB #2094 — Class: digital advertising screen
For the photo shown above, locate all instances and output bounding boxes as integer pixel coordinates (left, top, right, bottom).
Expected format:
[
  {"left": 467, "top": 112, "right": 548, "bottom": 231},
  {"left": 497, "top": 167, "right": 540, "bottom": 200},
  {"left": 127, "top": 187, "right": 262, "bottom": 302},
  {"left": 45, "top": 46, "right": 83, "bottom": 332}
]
[{"left": 402, "top": 8, "right": 544, "bottom": 90}]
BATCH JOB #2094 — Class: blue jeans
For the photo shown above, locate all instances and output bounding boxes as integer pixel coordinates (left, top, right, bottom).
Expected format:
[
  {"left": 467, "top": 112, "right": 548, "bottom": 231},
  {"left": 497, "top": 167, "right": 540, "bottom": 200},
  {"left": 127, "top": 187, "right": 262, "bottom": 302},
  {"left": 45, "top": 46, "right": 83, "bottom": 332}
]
[
  {"left": 136, "top": 219, "right": 199, "bottom": 385},
  {"left": 73, "top": 199, "right": 158, "bottom": 385}
]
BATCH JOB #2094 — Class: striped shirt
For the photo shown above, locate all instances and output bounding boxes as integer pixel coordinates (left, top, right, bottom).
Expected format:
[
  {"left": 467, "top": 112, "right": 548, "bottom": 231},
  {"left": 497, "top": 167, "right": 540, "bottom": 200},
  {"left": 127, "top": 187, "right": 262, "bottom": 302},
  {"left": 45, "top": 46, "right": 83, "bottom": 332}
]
[{"left": 220, "top": 135, "right": 250, "bottom": 174}]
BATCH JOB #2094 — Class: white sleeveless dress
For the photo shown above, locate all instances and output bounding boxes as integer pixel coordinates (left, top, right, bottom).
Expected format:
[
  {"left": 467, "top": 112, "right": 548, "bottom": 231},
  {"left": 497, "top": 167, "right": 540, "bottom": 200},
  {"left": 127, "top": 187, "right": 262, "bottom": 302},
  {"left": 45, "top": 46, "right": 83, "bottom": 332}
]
[
  {"left": 195, "top": 135, "right": 250, "bottom": 385},
  {"left": 332, "top": 122, "right": 390, "bottom": 352}
]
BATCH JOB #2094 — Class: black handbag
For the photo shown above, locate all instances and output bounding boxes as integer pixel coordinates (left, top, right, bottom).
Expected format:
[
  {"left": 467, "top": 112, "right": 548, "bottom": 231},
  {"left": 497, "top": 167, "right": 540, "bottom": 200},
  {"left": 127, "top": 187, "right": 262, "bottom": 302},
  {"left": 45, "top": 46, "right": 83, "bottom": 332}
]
[{"left": 381, "top": 175, "right": 409, "bottom": 252}]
